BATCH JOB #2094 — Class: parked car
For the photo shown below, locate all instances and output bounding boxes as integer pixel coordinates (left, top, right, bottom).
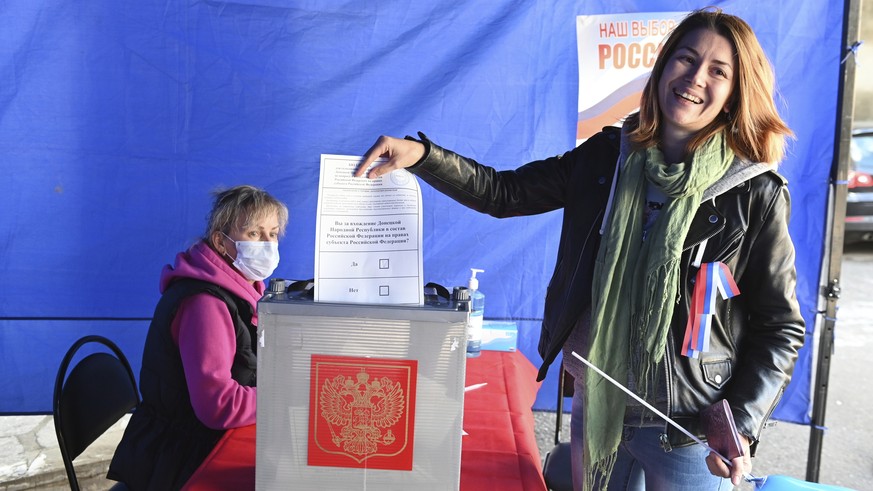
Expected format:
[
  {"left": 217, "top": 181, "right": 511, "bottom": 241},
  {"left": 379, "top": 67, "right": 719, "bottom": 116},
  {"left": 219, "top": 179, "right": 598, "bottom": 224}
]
[{"left": 847, "top": 127, "right": 873, "bottom": 243}]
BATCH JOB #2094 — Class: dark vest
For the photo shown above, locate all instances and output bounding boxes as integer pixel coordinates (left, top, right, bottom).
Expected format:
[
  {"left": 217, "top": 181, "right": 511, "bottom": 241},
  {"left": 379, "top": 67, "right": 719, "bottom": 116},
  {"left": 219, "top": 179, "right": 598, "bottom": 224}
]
[{"left": 108, "top": 279, "right": 258, "bottom": 491}]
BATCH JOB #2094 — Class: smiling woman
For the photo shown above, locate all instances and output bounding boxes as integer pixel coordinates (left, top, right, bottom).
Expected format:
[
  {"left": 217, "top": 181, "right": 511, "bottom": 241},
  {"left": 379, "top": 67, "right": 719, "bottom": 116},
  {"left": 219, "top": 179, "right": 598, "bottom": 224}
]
[
  {"left": 355, "top": 7, "right": 804, "bottom": 491},
  {"left": 628, "top": 9, "right": 793, "bottom": 167},
  {"left": 655, "top": 29, "right": 736, "bottom": 159}
]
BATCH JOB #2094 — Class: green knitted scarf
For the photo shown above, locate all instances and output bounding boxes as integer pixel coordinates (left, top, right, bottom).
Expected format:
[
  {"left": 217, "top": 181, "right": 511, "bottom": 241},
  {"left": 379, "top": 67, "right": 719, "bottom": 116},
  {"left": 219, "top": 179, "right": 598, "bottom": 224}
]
[{"left": 583, "top": 132, "right": 734, "bottom": 490}]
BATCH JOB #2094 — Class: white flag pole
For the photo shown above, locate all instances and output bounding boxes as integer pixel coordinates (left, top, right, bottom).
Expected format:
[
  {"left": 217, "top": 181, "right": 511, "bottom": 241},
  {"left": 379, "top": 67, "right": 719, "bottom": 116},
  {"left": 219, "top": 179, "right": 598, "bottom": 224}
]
[{"left": 570, "top": 351, "right": 732, "bottom": 465}]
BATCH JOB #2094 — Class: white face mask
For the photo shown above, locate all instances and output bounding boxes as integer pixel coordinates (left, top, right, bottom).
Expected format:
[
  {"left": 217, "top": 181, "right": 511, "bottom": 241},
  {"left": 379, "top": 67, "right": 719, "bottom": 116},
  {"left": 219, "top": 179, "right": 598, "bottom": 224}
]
[{"left": 223, "top": 233, "right": 280, "bottom": 282}]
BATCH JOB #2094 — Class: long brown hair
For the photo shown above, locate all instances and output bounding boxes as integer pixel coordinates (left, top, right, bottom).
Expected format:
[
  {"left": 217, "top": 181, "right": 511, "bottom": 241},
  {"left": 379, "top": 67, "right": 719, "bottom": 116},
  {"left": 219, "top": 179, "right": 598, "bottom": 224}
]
[{"left": 628, "top": 7, "right": 793, "bottom": 165}]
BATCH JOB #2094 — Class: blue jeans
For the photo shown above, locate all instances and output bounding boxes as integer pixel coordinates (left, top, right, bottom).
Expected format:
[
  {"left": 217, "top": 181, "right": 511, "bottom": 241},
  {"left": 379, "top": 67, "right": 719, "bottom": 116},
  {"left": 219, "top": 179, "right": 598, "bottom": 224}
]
[{"left": 570, "top": 377, "right": 733, "bottom": 491}]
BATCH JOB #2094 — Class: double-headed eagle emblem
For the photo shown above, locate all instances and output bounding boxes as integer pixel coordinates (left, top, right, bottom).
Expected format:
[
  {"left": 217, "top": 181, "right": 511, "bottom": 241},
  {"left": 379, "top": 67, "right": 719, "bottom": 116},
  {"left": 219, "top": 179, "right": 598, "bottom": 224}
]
[{"left": 319, "top": 369, "right": 406, "bottom": 459}]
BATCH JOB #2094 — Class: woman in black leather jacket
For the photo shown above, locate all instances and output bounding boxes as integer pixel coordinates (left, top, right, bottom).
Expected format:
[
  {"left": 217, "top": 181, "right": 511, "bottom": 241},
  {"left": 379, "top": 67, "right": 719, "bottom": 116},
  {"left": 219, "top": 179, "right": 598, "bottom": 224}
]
[{"left": 356, "top": 8, "right": 804, "bottom": 491}]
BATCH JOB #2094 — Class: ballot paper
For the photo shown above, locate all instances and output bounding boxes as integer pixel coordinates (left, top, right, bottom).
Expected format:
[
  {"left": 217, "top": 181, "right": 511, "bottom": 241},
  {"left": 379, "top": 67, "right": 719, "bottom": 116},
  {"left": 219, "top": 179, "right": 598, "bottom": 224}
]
[{"left": 314, "top": 154, "right": 424, "bottom": 305}]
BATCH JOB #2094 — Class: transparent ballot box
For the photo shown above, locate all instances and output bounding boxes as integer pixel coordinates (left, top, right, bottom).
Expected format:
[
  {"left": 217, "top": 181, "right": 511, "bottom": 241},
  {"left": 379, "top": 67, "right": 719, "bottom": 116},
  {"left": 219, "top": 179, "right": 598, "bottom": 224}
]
[{"left": 256, "top": 293, "right": 468, "bottom": 490}]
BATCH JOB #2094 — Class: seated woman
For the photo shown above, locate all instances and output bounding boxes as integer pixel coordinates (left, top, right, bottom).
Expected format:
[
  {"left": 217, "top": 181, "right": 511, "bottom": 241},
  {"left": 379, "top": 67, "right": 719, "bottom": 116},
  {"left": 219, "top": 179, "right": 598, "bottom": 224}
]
[{"left": 108, "top": 185, "right": 288, "bottom": 490}]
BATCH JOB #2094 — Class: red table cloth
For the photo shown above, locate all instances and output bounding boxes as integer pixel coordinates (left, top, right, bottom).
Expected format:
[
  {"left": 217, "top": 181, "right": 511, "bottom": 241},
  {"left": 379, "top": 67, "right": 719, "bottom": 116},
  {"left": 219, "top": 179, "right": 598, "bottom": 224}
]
[{"left": 182, "top": 350, "right": 547, "bottom": 491}]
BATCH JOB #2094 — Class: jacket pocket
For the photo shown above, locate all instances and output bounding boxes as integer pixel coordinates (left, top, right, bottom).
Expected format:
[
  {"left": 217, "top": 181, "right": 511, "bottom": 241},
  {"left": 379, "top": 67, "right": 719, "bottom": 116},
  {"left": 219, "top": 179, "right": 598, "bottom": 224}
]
[{"left": 701, "top": 358, "right": 732, "bottom": 390}]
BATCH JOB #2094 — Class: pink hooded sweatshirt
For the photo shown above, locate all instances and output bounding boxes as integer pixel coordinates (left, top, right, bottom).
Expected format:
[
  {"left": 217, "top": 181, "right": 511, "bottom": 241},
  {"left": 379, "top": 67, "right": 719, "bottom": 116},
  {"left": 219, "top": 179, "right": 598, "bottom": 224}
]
[{"left": 160, "top": 240, "right": 264, "bottom": 430}]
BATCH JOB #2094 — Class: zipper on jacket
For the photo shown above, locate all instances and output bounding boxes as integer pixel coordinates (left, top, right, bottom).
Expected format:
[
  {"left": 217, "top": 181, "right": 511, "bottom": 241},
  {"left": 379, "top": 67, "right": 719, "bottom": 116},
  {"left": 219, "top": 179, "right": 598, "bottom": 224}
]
[
  {"left": 756, "top": 386, "right": 784, "bottom": 441},
  {"left": 659, "top": 432, "right": 673, "bottom": 452},
  {"left": 662, "top": 328, "right": 676, "bottom": 450}
]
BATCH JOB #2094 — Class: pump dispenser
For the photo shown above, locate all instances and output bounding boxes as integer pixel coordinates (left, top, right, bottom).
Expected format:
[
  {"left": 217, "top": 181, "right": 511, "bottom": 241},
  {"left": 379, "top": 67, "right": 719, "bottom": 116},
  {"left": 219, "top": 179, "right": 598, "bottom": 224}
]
[{"left": 466, "top": 268, "right": 485, "bottom": 358}]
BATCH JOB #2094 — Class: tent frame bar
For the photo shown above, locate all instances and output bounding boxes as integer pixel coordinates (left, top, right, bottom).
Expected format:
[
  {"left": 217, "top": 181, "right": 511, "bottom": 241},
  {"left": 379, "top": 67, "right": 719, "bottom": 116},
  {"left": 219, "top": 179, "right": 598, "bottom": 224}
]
[{"left": 806, "top": 0, "right": 862, "bottom": 481}]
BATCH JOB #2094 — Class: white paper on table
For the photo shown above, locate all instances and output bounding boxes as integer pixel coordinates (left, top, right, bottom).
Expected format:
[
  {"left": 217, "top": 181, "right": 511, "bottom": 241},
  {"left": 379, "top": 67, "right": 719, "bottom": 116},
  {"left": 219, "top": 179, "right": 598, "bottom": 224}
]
[{"left": 314, "top": 154, "right": 424, "bottom": 305}]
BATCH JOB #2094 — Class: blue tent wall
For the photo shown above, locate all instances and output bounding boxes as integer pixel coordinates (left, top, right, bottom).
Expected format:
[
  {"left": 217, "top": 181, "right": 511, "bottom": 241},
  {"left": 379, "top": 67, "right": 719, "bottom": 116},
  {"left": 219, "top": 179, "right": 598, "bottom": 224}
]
[{"left": 0, "top": 0, "right": 840, "bottom": 422}]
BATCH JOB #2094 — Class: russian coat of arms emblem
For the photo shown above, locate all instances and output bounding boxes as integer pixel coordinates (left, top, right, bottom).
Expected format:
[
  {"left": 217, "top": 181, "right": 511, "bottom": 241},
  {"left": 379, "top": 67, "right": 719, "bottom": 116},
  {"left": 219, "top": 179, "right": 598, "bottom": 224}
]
[{"left": 308, "top": 354, "right": 418, "bottom": 470}]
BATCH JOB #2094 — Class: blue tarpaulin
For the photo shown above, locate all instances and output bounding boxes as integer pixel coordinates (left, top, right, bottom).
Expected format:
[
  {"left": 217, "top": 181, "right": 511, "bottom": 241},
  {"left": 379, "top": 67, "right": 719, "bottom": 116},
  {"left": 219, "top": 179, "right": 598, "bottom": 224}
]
[{"left": 0, "top": 0, "right": 842, "bottom": 425}]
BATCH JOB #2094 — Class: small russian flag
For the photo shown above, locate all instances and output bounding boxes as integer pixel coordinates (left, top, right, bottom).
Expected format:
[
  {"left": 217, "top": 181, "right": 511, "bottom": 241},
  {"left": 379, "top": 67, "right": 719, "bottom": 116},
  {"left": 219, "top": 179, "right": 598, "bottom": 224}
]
[{"left": 682, "top": 262, "right": 740, "bottom": 358}]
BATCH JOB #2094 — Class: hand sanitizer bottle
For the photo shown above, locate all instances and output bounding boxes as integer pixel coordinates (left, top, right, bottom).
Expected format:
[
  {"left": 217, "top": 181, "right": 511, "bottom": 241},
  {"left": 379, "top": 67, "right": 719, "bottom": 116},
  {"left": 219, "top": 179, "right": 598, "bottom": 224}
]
[{"left": 467, "top": 268, "right": 485, "bottom": 358}]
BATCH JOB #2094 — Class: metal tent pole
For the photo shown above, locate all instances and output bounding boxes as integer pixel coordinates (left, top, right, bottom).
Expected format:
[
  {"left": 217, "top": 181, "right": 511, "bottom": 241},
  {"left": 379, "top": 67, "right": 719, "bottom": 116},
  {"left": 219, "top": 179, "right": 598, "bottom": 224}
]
[{"left": 806, "top": 0, "right": 863, "bottom": 481}]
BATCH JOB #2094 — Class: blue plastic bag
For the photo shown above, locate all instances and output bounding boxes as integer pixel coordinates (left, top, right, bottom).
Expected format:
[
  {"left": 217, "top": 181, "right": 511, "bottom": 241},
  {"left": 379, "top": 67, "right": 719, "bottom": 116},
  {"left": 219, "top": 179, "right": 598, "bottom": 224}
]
[{"left": 752, "top": 475, "right": 857, "bottom": 490}]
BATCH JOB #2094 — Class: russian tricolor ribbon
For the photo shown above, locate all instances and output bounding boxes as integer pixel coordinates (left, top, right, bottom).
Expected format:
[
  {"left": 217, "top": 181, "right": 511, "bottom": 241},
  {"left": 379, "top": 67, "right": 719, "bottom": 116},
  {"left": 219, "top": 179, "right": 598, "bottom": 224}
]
[{"left": 682, "top": 261, "right": 740, "bottom": 358}]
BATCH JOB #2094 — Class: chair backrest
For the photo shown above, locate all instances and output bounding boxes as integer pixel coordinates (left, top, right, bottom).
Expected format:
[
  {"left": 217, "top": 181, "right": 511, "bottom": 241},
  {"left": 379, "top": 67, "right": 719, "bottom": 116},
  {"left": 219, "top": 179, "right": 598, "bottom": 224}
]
[{"left": 53, "top": 335, "right": 140, "bottom": 491}]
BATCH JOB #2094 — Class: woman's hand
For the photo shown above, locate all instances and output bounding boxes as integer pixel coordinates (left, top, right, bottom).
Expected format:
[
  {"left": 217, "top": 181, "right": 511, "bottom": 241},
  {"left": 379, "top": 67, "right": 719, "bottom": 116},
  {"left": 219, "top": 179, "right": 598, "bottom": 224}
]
[
  {"left": 705, "top": 434, "right": 753, "bottom": 486},
  {"left": 355, "top": 135, "right": 425, "bottom": 179}
]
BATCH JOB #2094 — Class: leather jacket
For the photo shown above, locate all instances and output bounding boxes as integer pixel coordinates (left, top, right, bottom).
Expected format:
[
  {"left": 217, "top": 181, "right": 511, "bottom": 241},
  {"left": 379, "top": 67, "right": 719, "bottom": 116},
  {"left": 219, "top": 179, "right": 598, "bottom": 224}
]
[{"left": 407, "top": 128, "right": 805, "bottom": 445}]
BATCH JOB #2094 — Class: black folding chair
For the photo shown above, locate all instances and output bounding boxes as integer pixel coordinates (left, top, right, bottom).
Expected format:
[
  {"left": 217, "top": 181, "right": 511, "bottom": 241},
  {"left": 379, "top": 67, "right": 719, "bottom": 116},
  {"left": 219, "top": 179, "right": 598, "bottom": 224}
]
[
  {"left": 542, "top": 364, "right": 574, "bottom": 491},
  {"left": 53, "top": 335, "right": 140, "bottom": 491}
]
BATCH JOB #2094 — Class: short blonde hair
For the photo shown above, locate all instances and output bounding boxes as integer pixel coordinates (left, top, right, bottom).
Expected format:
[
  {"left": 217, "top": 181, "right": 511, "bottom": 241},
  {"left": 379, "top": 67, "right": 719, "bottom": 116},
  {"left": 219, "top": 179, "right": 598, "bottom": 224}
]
[
  {"left": 204, "top": 185, "right": 289, "bottom": 240},
  {"left": 628, "top": 7, "right": 793, "bottom": 165}
]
